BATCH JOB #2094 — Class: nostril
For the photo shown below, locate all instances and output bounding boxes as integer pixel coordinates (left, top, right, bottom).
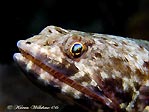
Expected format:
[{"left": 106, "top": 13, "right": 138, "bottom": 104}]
[
  {"left": 26, "top": 41, "right": 31, "bottom": 44},
  {"left": 48, "top": 29, "right": 52, "bottom": 33}
]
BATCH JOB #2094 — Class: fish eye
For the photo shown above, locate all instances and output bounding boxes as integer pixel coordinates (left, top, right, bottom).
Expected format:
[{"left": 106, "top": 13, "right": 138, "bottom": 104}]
[{"left": 70, "top": 42, "right": 84, "bottom": 58}]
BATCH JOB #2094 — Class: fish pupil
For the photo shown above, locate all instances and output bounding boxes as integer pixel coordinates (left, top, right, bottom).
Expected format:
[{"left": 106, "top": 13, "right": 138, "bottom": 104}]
[
  {"left": 72, "top": 44, "right": 82, "bottom": 53},
  {"left": 71, "top": 43, "right": 83, "bottom": 58}
]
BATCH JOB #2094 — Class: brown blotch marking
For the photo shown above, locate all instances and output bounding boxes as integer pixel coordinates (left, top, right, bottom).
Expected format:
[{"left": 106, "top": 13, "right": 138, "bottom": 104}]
[
  {"left": 48, "top": 40, "right": 57, "bottom": 45},
  {"left": 139, "top": 86, "right": 149, "bottom": 96},
  {"left": 113, "top": 43, "right": 119, "bottom": 47},
  {"left": 85, "top": 38, "right": 95, "bottom": 46},
  {"left": 111, "top": 58, "right": 122, "bottom": 65},
  {"left": 43, "top": 39, "right": 57, "bottom": 46},
  {"left": 43, "top": 40, "right": 50, "bottom": 46},
  {"left": 143, "top": 61, "right": 149, "bottom": 69},
  {"left": 110, "top": 57, "right": 132, "bottom": 78},
  {"left": 139, "top": 45, "right": 144, "bottom": 49},
  {"left": 94, "top": 52, "right": 102, "bottom": 58},
  {"left": 102, "top": 78, "right": 133, "bottom": 104},
  {"left": 135, "top": 69, "right": 147, "bottom": 81},
  {"left": 122, "top": 40, "right": 128, "bottom": 45},
  {"left": 60, "top": 59, "right": 79, "bottom": 76},
  {"left": 123, "top": 57, "right": 128, "bottom": 62},
  {"left": 55, "top": 27, "right": 67, "bottom": 34},
  {"left": 71, "top": 35, "right": 82, "bottom": 41},
  {"left": 92, "top": 75, "right": 121, "bottom": 110},
  {"left": 133, "top": 82, "right": 141, "bottom": 91},
  {"left": 47, "top": 59, "right": 79, "bottom": 77},
  {"left": 75, "top": 74, "right": 91, "bottom": 83},
  {"left": 100, "top": 37, "right": 108, "bottom": 40},
  {"left": 139, "top": 86, "right": 149, "bottom": 108}
]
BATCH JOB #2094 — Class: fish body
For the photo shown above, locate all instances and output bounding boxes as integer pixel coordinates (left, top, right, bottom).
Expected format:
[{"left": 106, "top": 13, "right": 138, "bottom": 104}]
[{"left": 13, "top": 26, "right": 149, "bottom": 112}]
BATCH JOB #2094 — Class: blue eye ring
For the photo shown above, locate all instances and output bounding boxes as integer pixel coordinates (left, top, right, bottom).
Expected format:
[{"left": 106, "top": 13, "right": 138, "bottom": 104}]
[{"left": 70, "top": 42, "right": 84, "bottom": 58}]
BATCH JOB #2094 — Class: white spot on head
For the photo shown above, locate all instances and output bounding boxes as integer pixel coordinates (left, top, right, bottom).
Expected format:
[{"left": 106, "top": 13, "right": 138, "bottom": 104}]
[
  {"left": 40, "top": 73, "right": 48, "bottom": 80},
  {"left": 61, "top": 84, "right": 81, "bottom": 99},
  {"left": 32, "top": 44, "right": 41, "bottom": 56},
  {"left": 40, "top": 47, "right": 49, "bottom": 54},
  {"left": 75, "top": 59, "right": 94, "bottom": 76},
  {"left": 72, "top": 71, "right": 85, "bottom": 79},
  {"left": 39, "top": 73, "right": 50, "bottom": 84},
  {"left": 50, "top": 46, "right": 57, "bottom": 53},
  {"left": 90, "top": 79, "right": 97, "bottom": 86},
  {"left": 82, "top": 82, "right": 88, "bottom": 86},
  {"left": 122, "top": 77, "right": 129, "bottom": 91},
  {"left": 13, "top": 53, "right": 24, "bottom": 61},
  {"left": 111, "top": 70, "right": 121, "bottom": 79},
  {"left": 26, "top": 61, "right": 33, "bottom": 71},
  {"left": 39, "top": 72, "right": 54, "bottom": 81},
  {"left": 100, "top": 71, "right": 109, "bottom": 79},
  {"left": 48, "top": 46, "right": 64, "bottom": 63},
  {"left": 145, "top": 80, "right": 149, "bottom": 86},
  {"left": 72, "top": 90, "right": 82, "bottom": 99},
  {"left": 61, "top": 84, "right": 69, "bottom": 93}
]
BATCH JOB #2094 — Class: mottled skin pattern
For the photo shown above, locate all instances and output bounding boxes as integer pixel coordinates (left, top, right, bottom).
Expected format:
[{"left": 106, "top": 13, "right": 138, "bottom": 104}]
[{"left": 13, "top": 26, "right": 149, "bottom": 112}]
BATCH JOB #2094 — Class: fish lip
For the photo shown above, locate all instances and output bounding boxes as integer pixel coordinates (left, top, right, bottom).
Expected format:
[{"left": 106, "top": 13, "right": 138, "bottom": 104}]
[
  {"left": 13, "top": 53, "right": 19, "bottom": 62},
  {"left": 17, "top": 40, "right": 23, "bottom": 47},
  {"left": 17, "top": 40, "right": 27, "bottom": 51}
]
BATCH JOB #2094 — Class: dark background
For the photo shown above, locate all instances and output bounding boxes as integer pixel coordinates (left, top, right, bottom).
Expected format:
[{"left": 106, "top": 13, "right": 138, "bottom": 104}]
[
  {"left": 0, "top": 0, "right": 149, "bottom": 112},
  {"left": 1, "top": 0, "right": 149, "bottom": 64}
]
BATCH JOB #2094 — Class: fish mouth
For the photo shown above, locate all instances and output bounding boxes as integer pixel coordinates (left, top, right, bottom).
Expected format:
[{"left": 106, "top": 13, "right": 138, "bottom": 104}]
[{"left": 13, "top": 40, "right": 120, "bottom": 111}]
